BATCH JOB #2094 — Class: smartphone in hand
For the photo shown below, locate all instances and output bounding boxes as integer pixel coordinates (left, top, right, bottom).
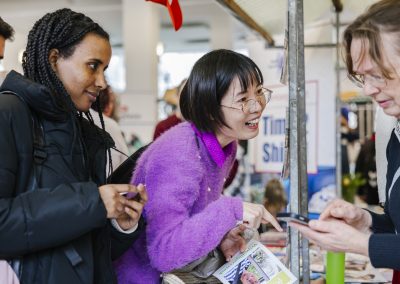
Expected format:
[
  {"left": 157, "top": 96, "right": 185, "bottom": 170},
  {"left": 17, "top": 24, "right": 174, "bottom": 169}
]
[
  {"left": 276, "top": 212, "right": 309, "bottom": 226},
  {"left": 120, "top": 192, "right": 141, "bottom": 202}
]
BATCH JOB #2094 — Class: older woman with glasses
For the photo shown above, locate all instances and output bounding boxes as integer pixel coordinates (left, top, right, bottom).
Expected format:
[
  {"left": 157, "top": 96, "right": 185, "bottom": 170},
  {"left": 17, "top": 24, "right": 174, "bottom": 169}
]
[
  {"left": 113, "top": 49, "right": 280, "bottom": 284},
  {"left": 290, "top": 0, "right": 400, "bottom": 281}
]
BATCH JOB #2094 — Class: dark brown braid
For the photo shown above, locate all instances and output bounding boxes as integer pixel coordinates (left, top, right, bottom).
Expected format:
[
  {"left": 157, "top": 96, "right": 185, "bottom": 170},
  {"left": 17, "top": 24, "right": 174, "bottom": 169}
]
[
  {"left": 22, "top": 8, "right": 109, "bottom": 111},
  {"left": 22, "top": 8, "right": 113, "bottom": 180},
  {"left": 84, "top": 102, "right": 113, "bottom": 176},
  {"left": 93, "top": 100, "right": 113, "bottom": 175}
]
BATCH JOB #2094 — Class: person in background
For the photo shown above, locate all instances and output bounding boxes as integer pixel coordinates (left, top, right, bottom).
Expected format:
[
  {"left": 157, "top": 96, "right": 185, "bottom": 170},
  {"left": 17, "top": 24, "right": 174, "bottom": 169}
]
[
  {"left": 0, "top": 17, "right": 14, "bottom": 60},
  {"left": 355, "top": 133, "right": 379, "bottom": 205},
  {"left": 114, "top": 49, "right": 282, "bottom": 284},
  {"left": 103, "top": 84, "right": 120, "bottom": 121},
  {"left": 0, "top": 9, "right": 146, "bottom": 283},
  {"left": 340, "top": 108, "right": 351, "bottom": 175},
  {"left": 290, "top": 1, "right": 400, "bottom": 282},
  {"left": 259, "top": 179, "right": 287, "bottom": 245},
  {"left": 153, "top": 78, "right": 186, "bottom": 140},
  {"left": 340, "top": 107, "right": 359, "bottom": 175},
  {"left": 263, "top": 179, "right": 287, "bottom": 218},
  {"left": 0, "top": 17, "right": 15, "bottom": 85},
  {"left": 91, "top": 85, "right": 129, "bottom": 170}
]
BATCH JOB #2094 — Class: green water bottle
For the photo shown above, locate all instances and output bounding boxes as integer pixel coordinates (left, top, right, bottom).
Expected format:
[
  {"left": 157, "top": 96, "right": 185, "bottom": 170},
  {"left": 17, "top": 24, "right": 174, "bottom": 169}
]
[{"left": 326, "top": 251, "right": 345, "bottom": 284}]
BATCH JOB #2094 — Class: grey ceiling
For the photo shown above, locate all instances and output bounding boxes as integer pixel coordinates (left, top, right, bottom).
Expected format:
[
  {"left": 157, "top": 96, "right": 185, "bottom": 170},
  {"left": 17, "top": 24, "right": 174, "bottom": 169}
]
[{"left": 0, "top": 0, "right": 379, "bottom": 51}]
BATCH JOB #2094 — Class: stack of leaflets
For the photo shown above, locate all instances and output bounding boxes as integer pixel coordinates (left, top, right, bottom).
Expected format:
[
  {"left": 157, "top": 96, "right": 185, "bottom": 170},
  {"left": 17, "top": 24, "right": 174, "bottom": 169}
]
[{"left": 213, "top": 240, "right": 297, "bottom": 284}]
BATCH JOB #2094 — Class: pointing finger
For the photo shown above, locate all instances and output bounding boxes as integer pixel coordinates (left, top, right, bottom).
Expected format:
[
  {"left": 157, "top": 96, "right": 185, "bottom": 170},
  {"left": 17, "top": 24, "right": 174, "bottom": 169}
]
[{"left": 262, "top": 209, "right": 282, "bottom": 232}]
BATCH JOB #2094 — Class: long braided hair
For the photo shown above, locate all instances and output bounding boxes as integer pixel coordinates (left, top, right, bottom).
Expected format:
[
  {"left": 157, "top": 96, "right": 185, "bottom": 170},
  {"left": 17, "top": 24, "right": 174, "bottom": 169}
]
[{"left": 22, "top": 8, "right": 114, "bottom": 179}]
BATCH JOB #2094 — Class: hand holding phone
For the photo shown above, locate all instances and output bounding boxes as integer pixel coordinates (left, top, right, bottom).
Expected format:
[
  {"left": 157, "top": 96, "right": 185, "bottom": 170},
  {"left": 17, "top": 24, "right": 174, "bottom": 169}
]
[
  {"left": 276, "top": 212, "right": 309, "bottom": 226},
  {"left": 120, "top": 191, "right": 141, "bottom": 202},
  {"left": 116, "top": 184, "right": 147, "bottom": 230}
]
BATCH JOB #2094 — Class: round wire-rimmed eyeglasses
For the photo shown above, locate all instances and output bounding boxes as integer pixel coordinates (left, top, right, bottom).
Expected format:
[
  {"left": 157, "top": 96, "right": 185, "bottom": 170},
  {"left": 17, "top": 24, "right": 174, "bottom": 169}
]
[
  {"left": 347, "top": 73, "right": 387, "bottom": 89},
  {"left": 221, "top": 87, "right": 272, "bottom": 114}
]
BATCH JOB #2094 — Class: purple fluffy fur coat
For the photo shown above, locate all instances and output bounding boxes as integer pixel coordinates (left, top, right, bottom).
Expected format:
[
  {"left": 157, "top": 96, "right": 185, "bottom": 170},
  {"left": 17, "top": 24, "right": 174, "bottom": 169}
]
[{"left": 113, "top": 122, "right": 243, "bottom": 284}]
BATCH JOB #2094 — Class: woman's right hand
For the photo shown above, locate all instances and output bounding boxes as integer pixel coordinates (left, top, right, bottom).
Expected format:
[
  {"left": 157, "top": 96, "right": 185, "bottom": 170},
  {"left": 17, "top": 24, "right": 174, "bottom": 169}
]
[
  {"left": 98, "top": 184, "right": 142, "bottom": 219},
  {"left": 242, "top": 202, "right": 282, "bottom": 232},
  {"left": 319, "top": 199, "right": 372, "bottom": 233},
  {"left": 290, "top": 218, "right": 371, "bottom": 256},
  {"left": 220, "top": 224, "right": 247, "bottom": 261}
]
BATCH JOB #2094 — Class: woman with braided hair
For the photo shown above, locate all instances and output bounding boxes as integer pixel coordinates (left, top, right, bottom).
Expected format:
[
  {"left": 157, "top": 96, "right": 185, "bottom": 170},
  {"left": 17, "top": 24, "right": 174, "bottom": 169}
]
[{"left": 0, "top": 8, "right": 147, "bottom": 283}]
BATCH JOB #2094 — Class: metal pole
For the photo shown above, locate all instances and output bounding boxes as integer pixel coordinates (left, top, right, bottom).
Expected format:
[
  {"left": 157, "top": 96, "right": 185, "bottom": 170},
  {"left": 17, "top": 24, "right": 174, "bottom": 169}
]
[
  {"left": 335, "top": 5, "right": 343, "bottom": 197},
  {"left": 287, "top": 0, "right": 309, "bottom": 282},
  {"left": 297, "top": 3, "right": 309, "bottom": 281},
  {"left": 268, "top": 43, "right": 338, "bottom": 49}
]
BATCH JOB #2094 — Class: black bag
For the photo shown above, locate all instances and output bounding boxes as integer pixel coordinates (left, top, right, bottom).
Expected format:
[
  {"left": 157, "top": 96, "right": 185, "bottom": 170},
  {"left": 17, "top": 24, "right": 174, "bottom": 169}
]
[{"left": 107, "top": 144, "right": 150, "bottom": 184}]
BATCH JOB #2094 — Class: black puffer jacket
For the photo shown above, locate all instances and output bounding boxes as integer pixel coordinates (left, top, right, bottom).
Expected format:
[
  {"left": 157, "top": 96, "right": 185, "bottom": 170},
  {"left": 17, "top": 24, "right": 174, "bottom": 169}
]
[{"left": 0, "top": 71, "right": 143, "bottom": 284}]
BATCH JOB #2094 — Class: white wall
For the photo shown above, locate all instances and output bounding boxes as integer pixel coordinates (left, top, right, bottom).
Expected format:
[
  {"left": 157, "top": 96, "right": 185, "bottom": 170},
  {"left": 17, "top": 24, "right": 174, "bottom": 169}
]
[{"left": 247, "top": 21, "right": 337, "bottom": 169}]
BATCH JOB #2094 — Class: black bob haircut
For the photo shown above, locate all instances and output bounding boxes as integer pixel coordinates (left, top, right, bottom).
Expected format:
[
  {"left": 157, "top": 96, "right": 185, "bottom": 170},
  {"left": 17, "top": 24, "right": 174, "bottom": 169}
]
[{"left": 180, "top": 49, "right": 263, "bottom": 133}]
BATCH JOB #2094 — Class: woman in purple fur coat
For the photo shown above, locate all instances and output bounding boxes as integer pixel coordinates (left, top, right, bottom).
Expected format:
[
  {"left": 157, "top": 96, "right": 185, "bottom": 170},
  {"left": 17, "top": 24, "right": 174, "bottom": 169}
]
[{"left": 114, "top": 49, "right": 281, "bottom": 283}]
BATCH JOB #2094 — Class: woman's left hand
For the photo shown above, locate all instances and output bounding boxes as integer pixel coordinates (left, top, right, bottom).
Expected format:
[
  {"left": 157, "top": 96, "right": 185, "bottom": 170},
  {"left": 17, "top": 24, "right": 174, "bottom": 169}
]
[
  {"left": 116, "top": 184, "right": 148, "bottom": 230},
  {"left": 289, "top": 219, "right": 371, "bottom": 256}
]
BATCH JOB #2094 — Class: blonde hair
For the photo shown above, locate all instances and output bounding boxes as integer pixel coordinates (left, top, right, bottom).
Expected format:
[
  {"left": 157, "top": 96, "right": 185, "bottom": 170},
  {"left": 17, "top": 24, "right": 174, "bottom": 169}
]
[
  {"left": 264, "top": 179, "right": 287, "bottom": 208},
  {"left": 344, "top": 0, "right": 400, "bottom": 80}
]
